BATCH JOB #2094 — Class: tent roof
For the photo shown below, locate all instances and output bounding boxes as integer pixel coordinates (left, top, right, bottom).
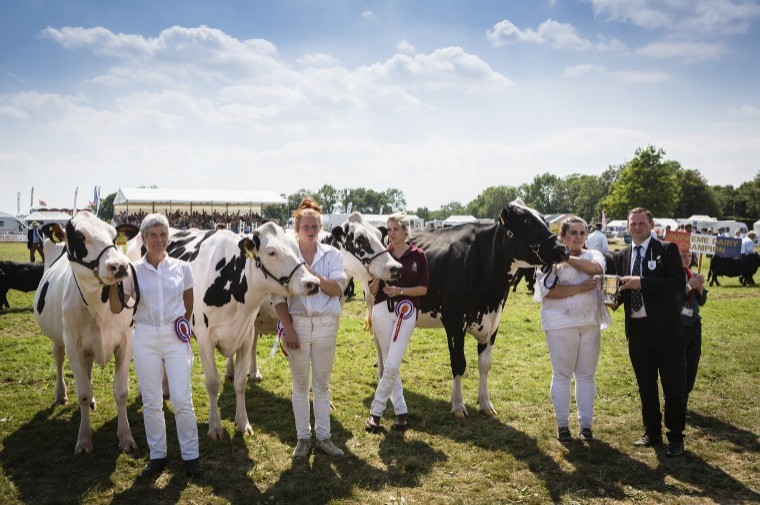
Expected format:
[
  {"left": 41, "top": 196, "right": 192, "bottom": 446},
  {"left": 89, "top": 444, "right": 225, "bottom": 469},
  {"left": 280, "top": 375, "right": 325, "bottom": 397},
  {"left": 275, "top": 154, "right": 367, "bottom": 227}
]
[
  {"left": 114, "top": 187, "right": 286, "bottom": 206},
  {"left": 443, "top": 215, "right": 477, "bottom": 224},
  {"left": 22, "top": 211, "right": 72, "bottom": 223},
  {"left": 685, "top": 215, "right": 717, "bottom": 222}
]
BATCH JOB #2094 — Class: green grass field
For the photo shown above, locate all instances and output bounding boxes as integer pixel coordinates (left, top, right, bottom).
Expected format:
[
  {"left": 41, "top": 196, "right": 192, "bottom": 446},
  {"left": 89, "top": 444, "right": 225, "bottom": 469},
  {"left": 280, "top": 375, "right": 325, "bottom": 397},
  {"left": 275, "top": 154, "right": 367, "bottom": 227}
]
[{"left": 0, "top": 241, "right": 758, "bottom": 504}]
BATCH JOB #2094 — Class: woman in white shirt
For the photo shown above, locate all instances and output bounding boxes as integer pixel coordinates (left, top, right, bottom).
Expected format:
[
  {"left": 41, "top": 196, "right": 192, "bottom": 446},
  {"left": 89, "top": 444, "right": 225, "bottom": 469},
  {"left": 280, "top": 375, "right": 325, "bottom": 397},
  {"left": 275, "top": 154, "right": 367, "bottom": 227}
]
[
  {"left": 274, "top": 199, "right": 347, "bottom": 460},
  {"left": 535, "top": 216, "right": 610, "bottom": 444},
  {"left": 108, "top": 213, "right": 201, "bottom": 478}
]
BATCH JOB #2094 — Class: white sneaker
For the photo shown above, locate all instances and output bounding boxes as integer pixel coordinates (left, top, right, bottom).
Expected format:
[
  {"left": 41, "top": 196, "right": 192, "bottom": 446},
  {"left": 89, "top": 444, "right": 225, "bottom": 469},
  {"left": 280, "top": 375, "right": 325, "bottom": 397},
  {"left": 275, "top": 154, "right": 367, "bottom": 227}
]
[
  {"left": 316, "top": 437, "right": 344, "bottom": 456},
  {"left": 292, "top": 438, "right": 311, "bottom": 460}
]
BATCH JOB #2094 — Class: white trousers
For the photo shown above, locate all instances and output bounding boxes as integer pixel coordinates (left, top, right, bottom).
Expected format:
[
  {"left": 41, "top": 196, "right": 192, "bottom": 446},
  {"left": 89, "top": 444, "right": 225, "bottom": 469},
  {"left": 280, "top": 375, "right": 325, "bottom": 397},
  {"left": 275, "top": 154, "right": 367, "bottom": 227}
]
[
  {"left": 370, "top": 302, "right": 416, "bottom": 417},
  {"left": 133, "top": 323, "right": 199, "bottom": 460},
  {"left": 545, "top": 324, "right": 601, "bottom": 429},
  {"left": 286, "top": 315, "right": 339, "bottom": 441}
]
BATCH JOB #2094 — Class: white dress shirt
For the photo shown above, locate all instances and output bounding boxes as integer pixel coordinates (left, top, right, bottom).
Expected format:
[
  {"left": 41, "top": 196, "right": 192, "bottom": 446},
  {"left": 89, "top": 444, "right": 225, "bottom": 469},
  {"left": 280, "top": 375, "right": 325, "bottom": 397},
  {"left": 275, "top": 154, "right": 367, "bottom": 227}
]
[
  {"left": 272, "top": 242, "right": 346, "bottom": 317},
  {"left": 122, "top": 255, "right": 195, "bottom": 327},
  {"left": 629, "top": 236, "right": 652, "bottom": 319}
]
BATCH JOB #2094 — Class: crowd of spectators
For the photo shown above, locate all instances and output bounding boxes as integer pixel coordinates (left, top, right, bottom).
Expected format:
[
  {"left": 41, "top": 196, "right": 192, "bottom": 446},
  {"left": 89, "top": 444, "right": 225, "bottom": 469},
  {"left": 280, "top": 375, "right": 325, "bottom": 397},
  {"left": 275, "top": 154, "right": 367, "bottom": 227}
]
[{"left": 115, "top": 209, "right": 264, "bottom": 233}]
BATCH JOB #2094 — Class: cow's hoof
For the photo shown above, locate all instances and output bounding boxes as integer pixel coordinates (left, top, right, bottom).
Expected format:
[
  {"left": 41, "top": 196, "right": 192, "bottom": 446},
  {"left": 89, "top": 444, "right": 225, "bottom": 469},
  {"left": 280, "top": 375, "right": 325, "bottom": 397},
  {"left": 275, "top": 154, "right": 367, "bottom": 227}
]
[
  {"left": 208, "top": 427, "right": 224, "bottom": 441},
  {"left": 452, "top": 410, "right": 469, "bottom": 419},
  {"left": 238, "top": 423, "right": 254, "bottom": 436},
  {"left": 90, "top": 399, "right": 97, "bottom": 411},
  {"left": 56, "top": 398, "right": 68, "bottom": 406},
  {"left": 74, "top": 442, "right": 93, "bottom": 454},
  {"left": 119, "top": 438, "right": 137, "bottom": 452},
  {"left": 479, "top": 407, "right": 498, "bottom": 417},
  {"left": 250, "top": 373, "right": 263, "bottom": 384}
]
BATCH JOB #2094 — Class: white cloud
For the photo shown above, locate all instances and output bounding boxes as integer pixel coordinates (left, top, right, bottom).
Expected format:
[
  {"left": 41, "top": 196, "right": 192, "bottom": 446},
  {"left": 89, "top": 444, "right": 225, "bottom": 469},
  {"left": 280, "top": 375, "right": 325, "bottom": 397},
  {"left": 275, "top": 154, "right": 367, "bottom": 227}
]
[
  {"left": 487, "top": 18, "right": 624, "bottom": 51},
  {"left": 296, "top": 53, "right": 340, "bottom": 66},
  {"left": 637, "top": 40, "right": 728, "bottom": 62},
  {"left": 396, "top": 40, "right": 416, "bottom": 55},
  {"left": 730, "top": 104, "right": 760, "bottom": 116},
  {"left": 563, "top": 64, "right": 605, "bottom": 77},
  {"left": 361, "top": 10, "right": 374, "bottom": 20},
  {"left": 589, "top": 0, "right": 760, "bottom": 35}
]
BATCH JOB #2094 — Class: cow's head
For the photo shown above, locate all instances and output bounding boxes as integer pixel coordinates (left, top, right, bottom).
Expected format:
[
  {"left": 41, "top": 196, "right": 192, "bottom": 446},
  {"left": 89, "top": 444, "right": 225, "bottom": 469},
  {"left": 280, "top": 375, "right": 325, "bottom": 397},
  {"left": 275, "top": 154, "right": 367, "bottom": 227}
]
[
  {"left": 65, "top": 211, "right": 130, "bottom": 285},
  {"left": 499, "top": 199, "right": 569, "bottom": 271},
  {"left": 239, "top": 222, "right": 320, "bottom": 297},
  {"left": 330, "top": 212, "right": 402, "bottom": 282}
]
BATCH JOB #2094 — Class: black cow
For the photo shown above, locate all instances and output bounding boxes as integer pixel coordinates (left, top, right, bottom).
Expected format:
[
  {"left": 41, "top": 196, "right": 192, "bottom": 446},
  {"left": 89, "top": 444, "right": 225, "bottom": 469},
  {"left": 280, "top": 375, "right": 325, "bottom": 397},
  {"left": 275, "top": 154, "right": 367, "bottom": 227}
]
[
  {"left": 0, "top": 261, "right": 44, "bottom": 309},
  {"left": 510, "top": 267, "right": 536, "bottom": 294},
  {"left": 708, "top": 253, "right": 760, "bottom": 286},
  {"left": 410, "top": 200, "right": 569, "bottom": 417}
]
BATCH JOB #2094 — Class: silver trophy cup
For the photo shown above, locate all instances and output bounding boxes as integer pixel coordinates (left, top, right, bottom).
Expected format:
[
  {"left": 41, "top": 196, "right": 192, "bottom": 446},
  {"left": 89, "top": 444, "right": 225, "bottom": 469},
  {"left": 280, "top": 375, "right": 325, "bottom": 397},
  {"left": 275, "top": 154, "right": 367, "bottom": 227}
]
[{"left": 596, "top": 275, "right": 620, "bottom": 305}]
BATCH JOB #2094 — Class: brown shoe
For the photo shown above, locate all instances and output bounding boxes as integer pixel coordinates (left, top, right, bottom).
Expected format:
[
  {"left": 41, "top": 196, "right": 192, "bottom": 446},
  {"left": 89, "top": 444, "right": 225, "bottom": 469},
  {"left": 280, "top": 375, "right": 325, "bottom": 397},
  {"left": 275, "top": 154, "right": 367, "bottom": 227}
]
[
  {"left": 365, "top": 415, "right": 381, "bottom": 433},
  {"left": 393, "top": 413, "right": 408, "bottom": 431}
]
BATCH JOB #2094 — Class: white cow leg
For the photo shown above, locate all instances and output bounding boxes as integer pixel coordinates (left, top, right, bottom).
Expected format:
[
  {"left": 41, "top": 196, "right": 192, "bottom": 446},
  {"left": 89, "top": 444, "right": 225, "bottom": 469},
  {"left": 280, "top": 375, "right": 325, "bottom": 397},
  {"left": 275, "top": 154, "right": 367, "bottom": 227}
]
[
  {"left": 450, "top": 375, "right": 468, "bottom": 418},
  {"left": 233, "top": 346, "right": 254, "bottom": 435},
  {"left": 113, "top": 338, "right": 137, "bottom": 451},
  {"left": 477, "top": 343, "right": 497, "bottom": 416},
  {"left": 52, "top": 343, "right": 67, "bottom": 405},
  {"left": 248, "top": 330, "right": 263, "bottom": 383},
  {"left": 224, "top": 356, "right": 235, "bottom": 382},
  {"left": 197, "top": 336, "right": 224, "bottom": 440},
  {"left": 67, "top": 346, "right": 94, "bottom": 454}
]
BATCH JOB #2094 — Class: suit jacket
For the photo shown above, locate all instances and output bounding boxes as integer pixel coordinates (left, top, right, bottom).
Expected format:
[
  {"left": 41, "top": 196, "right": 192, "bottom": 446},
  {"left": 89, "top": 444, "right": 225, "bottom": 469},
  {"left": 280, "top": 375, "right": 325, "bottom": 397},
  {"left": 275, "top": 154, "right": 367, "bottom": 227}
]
[
  {"left": 27, "top": 228, "right": 42, "bottom": 248},
  {"left": 613, "top": 239, "right": 685, "bottom": 340}
]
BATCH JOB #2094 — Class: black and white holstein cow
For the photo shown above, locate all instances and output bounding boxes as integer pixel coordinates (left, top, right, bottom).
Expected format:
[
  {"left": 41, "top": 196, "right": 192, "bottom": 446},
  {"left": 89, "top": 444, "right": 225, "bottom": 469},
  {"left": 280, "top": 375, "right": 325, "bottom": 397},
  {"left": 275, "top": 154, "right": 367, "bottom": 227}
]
[
  {"left": 33, "top": 211, "right": 136, "bottom": 453},
  {"left": 405, "top": 200, "right": 568, "bottom": 417},
  {"left": 231, "top": 212, "right": 403, "bottom": 381},
  {"left": 128, "top": 223, "right": 321, "bottom": 440}
]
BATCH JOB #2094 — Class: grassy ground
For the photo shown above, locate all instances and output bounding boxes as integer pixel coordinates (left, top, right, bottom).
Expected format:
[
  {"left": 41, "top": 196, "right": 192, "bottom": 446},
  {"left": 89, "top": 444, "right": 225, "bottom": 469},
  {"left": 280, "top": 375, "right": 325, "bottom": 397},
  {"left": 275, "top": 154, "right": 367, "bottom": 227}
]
[{"left": 0, "top": 241, "right": 758, "bottom": 504}]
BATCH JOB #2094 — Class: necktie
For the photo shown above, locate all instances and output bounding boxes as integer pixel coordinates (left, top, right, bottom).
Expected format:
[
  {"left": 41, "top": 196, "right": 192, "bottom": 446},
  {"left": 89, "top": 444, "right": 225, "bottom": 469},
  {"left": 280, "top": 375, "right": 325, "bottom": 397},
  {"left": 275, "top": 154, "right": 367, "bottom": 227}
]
[{"left": 631, "top": 245, "right": 643, "bottom": 312}]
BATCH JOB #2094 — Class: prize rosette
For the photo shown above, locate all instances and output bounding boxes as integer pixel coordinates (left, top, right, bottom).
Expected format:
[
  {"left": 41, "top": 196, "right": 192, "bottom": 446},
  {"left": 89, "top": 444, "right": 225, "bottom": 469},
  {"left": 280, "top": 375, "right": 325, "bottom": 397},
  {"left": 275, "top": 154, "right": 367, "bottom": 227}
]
[{"left": 174, "top": 316, "right": 192, "bottom": 343}]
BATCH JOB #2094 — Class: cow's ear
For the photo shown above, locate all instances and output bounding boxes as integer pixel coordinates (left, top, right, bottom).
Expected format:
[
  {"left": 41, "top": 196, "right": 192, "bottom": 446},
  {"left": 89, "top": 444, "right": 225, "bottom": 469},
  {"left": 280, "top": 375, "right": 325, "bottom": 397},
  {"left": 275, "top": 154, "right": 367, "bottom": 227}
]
[
  {"left": 331, "top": 225, "right": 345, "bottom": 243},
  {"left": 499, "top": 208, "right": 510, "bottom": 228},
  {"left": 239, "top": 232, "right": 260, "bottom": 259},
  {"left": 378, "top": 226, "right": 388, "bottom": 244}
]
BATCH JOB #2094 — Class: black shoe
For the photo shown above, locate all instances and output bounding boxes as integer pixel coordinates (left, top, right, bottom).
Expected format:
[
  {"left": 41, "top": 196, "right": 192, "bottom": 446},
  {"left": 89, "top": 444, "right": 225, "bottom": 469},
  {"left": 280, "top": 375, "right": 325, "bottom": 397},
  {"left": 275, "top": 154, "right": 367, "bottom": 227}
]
[
  {"left": 393, "top": 413, "right": 408, "bottom": 431},
  {"left": 365, "top": 415, "right": 382, "bottom": 433},
  {"left": 579, "top": 427, "right": 594, "bottom": 443},
  {"left": 184, "top": 458, "right": 202, "bottom": 478},
  {"left": 557, "top": 426, "right": 572, "bottom": 443},
  {"left": 666, "top": 441, "right": 684, "bottom": 458},
  {"left": 140, "top": 457, "right": 167, "bottom": 478},
  {"left": 633, "top": 434, "right": 663, "bottom": 447}
]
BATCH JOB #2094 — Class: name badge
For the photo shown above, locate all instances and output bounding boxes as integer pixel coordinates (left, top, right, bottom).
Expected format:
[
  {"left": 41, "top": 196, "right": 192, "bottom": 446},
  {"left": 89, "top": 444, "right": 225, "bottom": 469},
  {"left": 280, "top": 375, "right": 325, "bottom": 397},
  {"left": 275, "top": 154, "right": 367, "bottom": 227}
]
[
  {"left": 647, "top": 260, "right": 657, "bottom": 270},
  {"left": 681, "top": 307, "right": 694, "bottom": 318}
]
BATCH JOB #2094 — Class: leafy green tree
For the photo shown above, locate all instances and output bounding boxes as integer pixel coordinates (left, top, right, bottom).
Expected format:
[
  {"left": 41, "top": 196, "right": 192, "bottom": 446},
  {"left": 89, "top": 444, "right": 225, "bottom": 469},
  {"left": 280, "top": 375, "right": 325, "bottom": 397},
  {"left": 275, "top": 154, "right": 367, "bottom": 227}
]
[
  {"left": 466, "top": 185, "right": 521, "bottom": 219},
  {"left": 672, "top": 169, "right": 721, "bottom": 218},
  {"left": 737, "top": 175, "right": 760, "bottom": 220},
  {"left": 97, "top": 192, "right": 116, "bottom": 221},
  {"left": 414, "top": 207, "right": 431, "bottom": 221},
  {"left": 519, "top": 173, "right": 571, "bottom": 214},
  {"left": 430, "top": 201, "right": 467, "bottom": 220},
  {"left": 382, "top": 188, "right": 407, "bottom": 213},
  {"left": 711, "top": 184, "right": 736, "bottom": 219},
  {"left": 314, "top": 185, "right": 341, "bottom": 213},
  {"left": 603, "top": 146, "right": 679, "bottom": 219},
  {"left": 563, "top": 174, "right": 608, "bottom": 223}
]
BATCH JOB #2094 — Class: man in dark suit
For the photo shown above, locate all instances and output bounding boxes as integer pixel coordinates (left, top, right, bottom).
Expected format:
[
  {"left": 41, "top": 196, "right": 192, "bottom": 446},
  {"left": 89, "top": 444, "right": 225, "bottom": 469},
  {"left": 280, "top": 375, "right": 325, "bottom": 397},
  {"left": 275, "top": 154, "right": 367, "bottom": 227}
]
[
  {"left": 614, "top": 207, "right": 686, "bottom": 457},
  {"left": 26, "top": 222, "right": 45, "bottom": 263}
]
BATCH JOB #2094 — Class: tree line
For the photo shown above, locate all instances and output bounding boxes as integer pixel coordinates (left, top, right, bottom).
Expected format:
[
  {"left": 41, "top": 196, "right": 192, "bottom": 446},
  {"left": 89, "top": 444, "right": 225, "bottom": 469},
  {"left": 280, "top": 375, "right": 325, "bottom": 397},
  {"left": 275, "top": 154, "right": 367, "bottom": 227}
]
[
  {"left": 98, "top": 145, "right": 759, "bottom": 225},
  {"left": 267, "top": 146, "right": 759, "bottom": 225}
]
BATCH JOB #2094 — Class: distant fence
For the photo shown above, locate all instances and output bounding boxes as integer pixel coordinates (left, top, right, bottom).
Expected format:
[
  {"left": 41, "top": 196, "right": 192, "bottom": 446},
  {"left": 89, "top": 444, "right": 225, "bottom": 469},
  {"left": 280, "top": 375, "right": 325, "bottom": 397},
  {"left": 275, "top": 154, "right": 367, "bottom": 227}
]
[{"left": 0, "top": 232, "right": 25, "bottom": 243}]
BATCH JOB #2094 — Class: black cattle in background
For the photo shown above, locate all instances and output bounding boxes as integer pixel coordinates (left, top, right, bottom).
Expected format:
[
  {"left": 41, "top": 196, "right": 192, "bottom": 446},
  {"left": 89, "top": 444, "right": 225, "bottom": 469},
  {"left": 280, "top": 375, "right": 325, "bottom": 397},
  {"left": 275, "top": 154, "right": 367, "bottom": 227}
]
[{"left": 0, "top": 261, "right": 44, "bottom": 309}]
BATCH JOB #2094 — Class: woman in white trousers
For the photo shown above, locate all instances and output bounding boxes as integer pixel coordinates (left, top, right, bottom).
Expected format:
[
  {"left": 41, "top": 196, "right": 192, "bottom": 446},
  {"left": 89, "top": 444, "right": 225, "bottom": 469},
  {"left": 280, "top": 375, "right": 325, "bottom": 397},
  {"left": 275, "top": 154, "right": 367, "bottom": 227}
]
[
  {"left": 274, "top": 199, "right": 347, "bottom": 460},
  {"left": 109, "top": 213, "right": 201, "bottom": 478},
  {"left": 365, "top": 212, "right": 429, "bottom": 433},
  {"left": 535, "top": 216, "right": 610, "bottom": 444}
]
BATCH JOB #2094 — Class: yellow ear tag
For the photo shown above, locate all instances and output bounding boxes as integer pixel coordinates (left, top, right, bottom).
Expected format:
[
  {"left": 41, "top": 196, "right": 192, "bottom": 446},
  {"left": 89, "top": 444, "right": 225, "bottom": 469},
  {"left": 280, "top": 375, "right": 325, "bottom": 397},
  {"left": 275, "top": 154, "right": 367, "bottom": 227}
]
[
  {"left": 115, "top": 232, "right": 128, "bottom": 255},
  {"left": 499, "top": 215, "right": 506, "bottom": 226},
  {"left": 244, "top": 248, "right": 255, "bottom": 259}
]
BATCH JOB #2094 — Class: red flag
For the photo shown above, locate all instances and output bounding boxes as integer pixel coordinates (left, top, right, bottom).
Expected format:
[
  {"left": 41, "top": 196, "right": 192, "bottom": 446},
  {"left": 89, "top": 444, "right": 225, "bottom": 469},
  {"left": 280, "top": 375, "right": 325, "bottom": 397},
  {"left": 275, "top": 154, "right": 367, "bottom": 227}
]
[{"left": 39, "top": 199, "right": 48, "bottom": 207}]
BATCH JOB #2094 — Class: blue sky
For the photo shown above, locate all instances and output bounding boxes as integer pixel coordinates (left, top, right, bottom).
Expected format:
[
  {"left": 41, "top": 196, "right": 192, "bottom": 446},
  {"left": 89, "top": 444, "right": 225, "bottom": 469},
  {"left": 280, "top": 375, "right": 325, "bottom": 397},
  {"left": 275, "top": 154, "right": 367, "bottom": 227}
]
[{"left": 1, "top": 0, "right": 759, "bottom": 213}]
